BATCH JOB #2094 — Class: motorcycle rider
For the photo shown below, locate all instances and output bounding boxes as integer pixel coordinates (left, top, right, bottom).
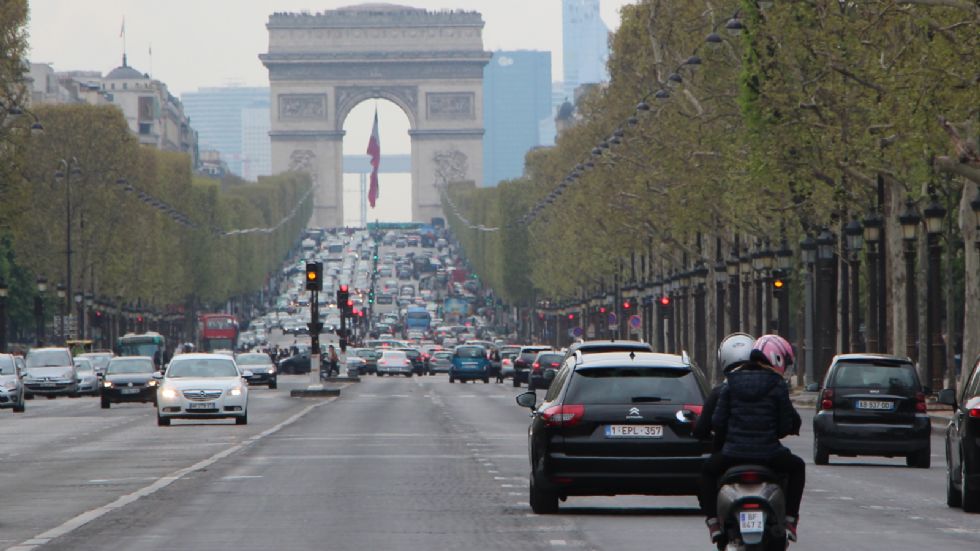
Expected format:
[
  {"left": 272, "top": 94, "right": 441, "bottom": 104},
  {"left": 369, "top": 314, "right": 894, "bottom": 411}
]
[
  {"left": 694, "top": 332, "right": 755, "bottom": 450},
  {"left": 701, "top": 334, "right": 805, "bottom": 544}
]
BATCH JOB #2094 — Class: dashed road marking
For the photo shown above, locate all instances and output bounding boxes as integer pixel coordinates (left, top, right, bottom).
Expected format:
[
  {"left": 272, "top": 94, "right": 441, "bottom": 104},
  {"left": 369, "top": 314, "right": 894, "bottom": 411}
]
[{"left": 549, "top": 540, "right": 567, "bottom": 546}]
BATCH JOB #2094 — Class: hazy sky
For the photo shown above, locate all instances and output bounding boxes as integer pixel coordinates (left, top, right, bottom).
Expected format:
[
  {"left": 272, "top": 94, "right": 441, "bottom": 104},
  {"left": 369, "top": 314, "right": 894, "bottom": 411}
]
[
  {"left": 27, "top": 0, "right": 635, "bottom": 96},
  {"left": 27, "top": 0, "right": 635, "bottom": 223}
]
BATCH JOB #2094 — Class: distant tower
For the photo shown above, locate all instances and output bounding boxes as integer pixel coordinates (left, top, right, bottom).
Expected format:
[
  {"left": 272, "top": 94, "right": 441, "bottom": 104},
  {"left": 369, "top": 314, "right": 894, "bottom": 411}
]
[{"left": 562, "top": 0, "right": 610, "bottom": 99}]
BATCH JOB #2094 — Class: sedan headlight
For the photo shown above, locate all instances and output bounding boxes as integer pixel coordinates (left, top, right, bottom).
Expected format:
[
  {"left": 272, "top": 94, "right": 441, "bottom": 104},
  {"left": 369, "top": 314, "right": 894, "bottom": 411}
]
[
  {"left": 268, "top": 366, "right": 276, "bottom": 374},
  {"left": 147, "top": 379, "right": 158, "bottom": 386},
  {"left": 160, "top": 387, "right": 178, "bottom": 399},
  {"left": 103, "top": 381, "right": 113, "bottom": 388},
  {"left": 229, "top": 387, "right": 243, "bottom": 397}
]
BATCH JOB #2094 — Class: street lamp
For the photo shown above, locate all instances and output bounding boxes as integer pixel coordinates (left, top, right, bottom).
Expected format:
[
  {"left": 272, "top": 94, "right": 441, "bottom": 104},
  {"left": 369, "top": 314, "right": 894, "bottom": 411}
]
[
  {"left": 898, "top": 200, "right": 922, "bottom": 361},
  {"left": 55, "top": 158, "right": 82, "bottom": 322},
  {"left": 800, "top": 235, "right": 817, "bottom": 387},
  {"left": 84, "top": 293, "right": 94, "bottom": 340},
  {"left": 775, "top": 239, "right": 793, "bottom": 337},
  {"left": 692, "top": 262, "right": 709, "bottom": 372},
  {"left": 923, "top": 195, "right": 946, "bottom": 390},
  {"left": 726, "top": 251, "right": 741, "bottom": 333},
  {"left": 739, "top": 248, "right": 752, "bottom": 331},
  {"left": 74, "top": 292, "right": 83, "bottom": 341},
  {"left": 0, "top": 278, "right": 8, "bottom": 353},
  {"left": 815, "top": 228, "right": 838, "bottom": 384},
  {"left": 845, "top": 218, "right": 864, "bottom": 351},
  {"left": 35, "top": 276, "right": 48, "bottom": 346},
  {"left": 715, "top": 257, "right": 727, "bottom": 346},
  {"left": 56, "top": 283, "right": 66, "bottom": 344}
]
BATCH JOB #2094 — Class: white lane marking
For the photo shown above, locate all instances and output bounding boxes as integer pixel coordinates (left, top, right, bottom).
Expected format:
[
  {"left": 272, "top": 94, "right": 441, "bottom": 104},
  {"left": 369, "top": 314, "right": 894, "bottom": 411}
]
[
  {"left": 220, "top": 475, "right": 263, "bottom": 480},
  {"left": 550, "top": 540, "right": 567, "bottom": 546},
  {"left": 87, "top": 477, "right": 159, "bottom": 484},
  {"left": 501, "top": 484, "right": 517, "bottom": 488},
  {"left": 509, "top": 492, "right": 523, "bottom": 496},
  {"left": 494, "top": 476, "right": 526, "bottom": 480},
  {"left": 488, "top": 470, "right": 500, "bottom": 474},
  {"left": 5, "top": 398, "right": 335, "bottom": 551},
  {"left": 253, "top": 454, "right": 477, "bottom": 460}
]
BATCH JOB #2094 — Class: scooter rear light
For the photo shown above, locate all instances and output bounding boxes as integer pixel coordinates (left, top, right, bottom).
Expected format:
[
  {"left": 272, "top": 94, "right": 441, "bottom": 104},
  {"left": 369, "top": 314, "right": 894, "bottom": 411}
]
[
  {"left": 740, "top": 472, "right": 762, "bottom": 484},
  {"left": 820, "top": 388, "right": 834, "bottom": 411},
  {"left": 741, "top": 502, "right": 762, "bottom": 509}
]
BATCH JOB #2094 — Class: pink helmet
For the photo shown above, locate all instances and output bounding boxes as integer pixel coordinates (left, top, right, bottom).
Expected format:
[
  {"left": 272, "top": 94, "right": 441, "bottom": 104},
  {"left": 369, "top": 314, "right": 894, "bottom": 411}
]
[{"left": 751, "top": 335, "right": 794, "bottom": 375}]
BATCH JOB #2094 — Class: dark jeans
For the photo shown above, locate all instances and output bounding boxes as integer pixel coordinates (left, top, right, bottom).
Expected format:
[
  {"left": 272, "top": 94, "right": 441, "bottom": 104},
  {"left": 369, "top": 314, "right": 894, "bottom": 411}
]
[{"left": 699, "top": 450, "right": 805, "bottom": 519}]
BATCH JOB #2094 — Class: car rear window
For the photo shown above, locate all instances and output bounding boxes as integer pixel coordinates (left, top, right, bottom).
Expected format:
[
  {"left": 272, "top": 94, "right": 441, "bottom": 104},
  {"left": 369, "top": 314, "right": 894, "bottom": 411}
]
[
  {"left": 565, "top": 366, "right": 703, "bottom": 405},
  {"left": 536, "top": 353, "right": 564, "bottom": 366},
  {"left": 831, "top": 362, "right": 919, "bottom": 391},
  {"left": 456, "top": 346, "right": 485, "bottom": 358}
]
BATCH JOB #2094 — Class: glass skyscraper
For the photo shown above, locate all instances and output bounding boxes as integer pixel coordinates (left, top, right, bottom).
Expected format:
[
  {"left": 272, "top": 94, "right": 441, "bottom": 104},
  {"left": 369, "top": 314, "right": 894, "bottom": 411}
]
[
  {"left": 562, "top": 0, "right": 610, "bottom": 99},
  {"left": 482, "top": 50, "right": 552, "bottom": 187},
  {"left": 181, "top": 86, "right": 269, "bottom": 179}
]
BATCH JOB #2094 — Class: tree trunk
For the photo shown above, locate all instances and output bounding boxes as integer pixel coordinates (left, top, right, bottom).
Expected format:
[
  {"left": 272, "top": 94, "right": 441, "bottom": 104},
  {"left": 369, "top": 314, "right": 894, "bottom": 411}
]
[
  {"left": 958, "top": 182, "right": 979, "bottom": 390},
  {"left": 887, "top": 181, "right": 907, "bottom": 358}
]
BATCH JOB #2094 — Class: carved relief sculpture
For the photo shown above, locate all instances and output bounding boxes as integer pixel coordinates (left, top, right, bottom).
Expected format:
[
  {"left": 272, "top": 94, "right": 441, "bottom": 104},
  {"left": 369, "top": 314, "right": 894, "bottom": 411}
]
[
  {"left": 288, "top": 150, "right": 318, "bottom": 179},
  {"left": 279, "top": 94, "right": 327, "bottom": 120},
  {"left": 426, "top": 92, "right": 475, "bottom": 120},
  {"left": 432, "top": 148, "right": 469, "bottom": 186}
]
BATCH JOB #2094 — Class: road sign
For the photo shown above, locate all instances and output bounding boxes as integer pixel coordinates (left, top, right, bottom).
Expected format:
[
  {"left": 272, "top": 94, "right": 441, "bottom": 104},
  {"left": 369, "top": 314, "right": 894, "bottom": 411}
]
[
  {"left": 607, "top": 313, "right": 618, "bottom": 326},
  {"left": 629, "top": 315, "right": 642, "bottom": 329},
  {"left": 571, "top": 326, "right": 584, "bottom": 338}
]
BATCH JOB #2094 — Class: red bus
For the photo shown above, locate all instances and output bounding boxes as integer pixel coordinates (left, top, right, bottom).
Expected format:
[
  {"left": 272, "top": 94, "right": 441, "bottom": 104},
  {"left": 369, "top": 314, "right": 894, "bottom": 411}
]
[{"left": 199, "top": 313, "right": 239, "bottom": 352}]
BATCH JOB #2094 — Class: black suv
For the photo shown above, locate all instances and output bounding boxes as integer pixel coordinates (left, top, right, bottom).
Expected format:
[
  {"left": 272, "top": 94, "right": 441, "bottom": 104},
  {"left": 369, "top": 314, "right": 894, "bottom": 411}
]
[
  {"left": 938, "top": 354, "right": 980, "bottom": 512},
  {"left": 513, "top": 346, "right": 551, "bottom": 388},
  {"left": 813, "top": 354, "right": 930, "bottom": 467},
  {"left": 516, "top": 351, "right": 710, "bottom": 514}
]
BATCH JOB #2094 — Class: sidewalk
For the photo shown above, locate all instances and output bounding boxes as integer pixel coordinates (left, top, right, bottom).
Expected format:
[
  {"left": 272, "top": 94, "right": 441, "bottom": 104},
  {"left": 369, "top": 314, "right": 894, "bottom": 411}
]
[{"left": 790, "top": 390, "right": 953, "bottom": 433}]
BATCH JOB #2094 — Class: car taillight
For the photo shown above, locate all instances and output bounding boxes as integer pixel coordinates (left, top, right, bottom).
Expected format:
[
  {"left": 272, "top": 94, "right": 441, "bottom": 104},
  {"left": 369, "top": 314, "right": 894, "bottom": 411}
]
[
  {"left": 532, "top": 362, "right": 540, "bottom": 372},
  {"left": 684, "top": 404, "right": 704, "bottom": 417},
  {"left": 550, "top": 362, "right": 560, "bottom": 368},
  {"left": 970, "top": 408, "right": 980, "bottom": 418},
  {"left": 915, "top": 391, "right": 927, "bottom": 413},
  {"left": 541, "top": 404, "right": 585, "bottom": 427},
  {"left": 820, "top": 389, "right": 834, "bottom": 411},
  {"left": 503, "top": 359, "right": 511, "bottom": 366}
]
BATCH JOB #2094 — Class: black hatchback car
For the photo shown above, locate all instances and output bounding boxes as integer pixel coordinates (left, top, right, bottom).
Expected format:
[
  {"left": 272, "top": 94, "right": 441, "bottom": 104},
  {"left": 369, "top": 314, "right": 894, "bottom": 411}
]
[
  {"left": 513, "top": 346, "right": 551, "bottom": 387},
  {"left": 938, "top": 354, "right": 980, "bottom": 512},
  {"left": 516, "top": 351, "right": 710, "bottom": 514},
  {"left": 101, "top": 356, "right": 158, "bottom": 409},
  {"left": 813, "top": 354, "right": 930, "bottom": 467}
]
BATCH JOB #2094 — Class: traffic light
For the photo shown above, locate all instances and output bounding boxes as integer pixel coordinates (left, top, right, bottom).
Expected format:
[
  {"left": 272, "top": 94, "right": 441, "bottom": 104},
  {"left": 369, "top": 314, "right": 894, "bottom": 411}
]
[
  {"left": 345, "top": 299, "right": 354, "bottom": 314},
  {"left": 567, "top": 313, "right": 575, "bottom": 320},
  {"left": 773, "top": 278, "right": 785, "bottom": 290},
  {"left": 599, "top": 307, "right": 606, "bottom": 314},
  {"left": 368, "top": 290, "right": 375, "bottom": 304},
  {"left": 305, "top": 262, "right": 323, "bottom": 291},
  {"left": 659, "top": 296, "right": 672, "bottom": 308},
  {"left": 623, "top": 300, "right": 632, "bottom": 311},
  {"left": 336, "top": 284, "right": 349, "bottom": 308}
]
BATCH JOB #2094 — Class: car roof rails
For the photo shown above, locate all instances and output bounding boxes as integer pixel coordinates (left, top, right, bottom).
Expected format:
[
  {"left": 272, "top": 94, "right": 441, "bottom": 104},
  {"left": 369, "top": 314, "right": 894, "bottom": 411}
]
[
  {"left": 681, "top": 350, "right": 691, "bottom": 366},
  {"left": 574, "top": 349, "right": 585, "bottom": 366}
]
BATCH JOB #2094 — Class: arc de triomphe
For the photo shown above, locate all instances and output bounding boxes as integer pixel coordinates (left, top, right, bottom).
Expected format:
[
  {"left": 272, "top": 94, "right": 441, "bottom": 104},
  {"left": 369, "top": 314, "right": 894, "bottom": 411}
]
[{"left": 261, "top": 4, "right": 491, "bottom": 227}]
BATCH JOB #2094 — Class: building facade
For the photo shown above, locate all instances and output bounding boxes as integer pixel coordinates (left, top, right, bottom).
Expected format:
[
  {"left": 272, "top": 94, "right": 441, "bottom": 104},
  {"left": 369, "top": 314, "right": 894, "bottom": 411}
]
[
  {"left": 562, "top": 0, "right": 609, "bottom": 100},
  {"left": 29, "top": 57, "right": 198, "bottom": 164},
  {"left": 182, "top": 87, "right": 270, "bottom": 179},
  {"left": 240, "top": 101, "right": 272, "bottom": 181},
  {"left": 482, "top": 50, "right": 552, "bottom": 187}
]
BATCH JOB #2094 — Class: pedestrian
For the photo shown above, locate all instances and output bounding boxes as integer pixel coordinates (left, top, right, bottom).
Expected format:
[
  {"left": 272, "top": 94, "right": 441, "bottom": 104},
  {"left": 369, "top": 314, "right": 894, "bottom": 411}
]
[{"left": 328, "top": 345, "right": 339, "bottom": 377}]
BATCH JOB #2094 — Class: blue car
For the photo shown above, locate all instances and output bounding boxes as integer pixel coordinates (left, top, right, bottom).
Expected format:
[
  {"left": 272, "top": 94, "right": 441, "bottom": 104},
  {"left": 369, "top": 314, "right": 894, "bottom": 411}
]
[{"left": 450, "top": 345, "right": 490, "bottom": 384}]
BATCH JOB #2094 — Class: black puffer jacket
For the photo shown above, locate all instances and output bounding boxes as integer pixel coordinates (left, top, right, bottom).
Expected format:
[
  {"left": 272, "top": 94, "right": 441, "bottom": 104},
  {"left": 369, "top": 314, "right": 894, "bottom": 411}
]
[{"left": 712, "top": 363, "right": 800, "bottom": 460}]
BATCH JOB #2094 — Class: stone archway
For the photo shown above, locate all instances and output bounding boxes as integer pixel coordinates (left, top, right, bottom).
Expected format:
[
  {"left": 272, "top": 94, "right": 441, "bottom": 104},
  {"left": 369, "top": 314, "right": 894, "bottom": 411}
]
[{"left": 261, "top": 4, "right": 491, "bottom": 228}]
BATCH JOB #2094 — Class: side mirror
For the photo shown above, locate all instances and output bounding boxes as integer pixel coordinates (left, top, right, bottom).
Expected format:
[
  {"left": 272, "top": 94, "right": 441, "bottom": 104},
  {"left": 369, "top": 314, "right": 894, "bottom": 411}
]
[
  {"left": 242, "top": 370, "right": 254, "bottom": 378},
  {"left": 152, "top": 372, "right": 164, "bottom": 380},
  {"left": 515, "top": 391, "right": 536, "bottom": 410},
  {"left": 937, "top": 388, "right": 957, "bottom": 408}
]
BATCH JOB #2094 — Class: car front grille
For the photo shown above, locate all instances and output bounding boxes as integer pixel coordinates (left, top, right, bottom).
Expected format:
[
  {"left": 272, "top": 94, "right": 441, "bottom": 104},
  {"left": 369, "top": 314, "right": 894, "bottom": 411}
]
[{"left": 182, "top": 389, "right": 223, "bottom": 401}]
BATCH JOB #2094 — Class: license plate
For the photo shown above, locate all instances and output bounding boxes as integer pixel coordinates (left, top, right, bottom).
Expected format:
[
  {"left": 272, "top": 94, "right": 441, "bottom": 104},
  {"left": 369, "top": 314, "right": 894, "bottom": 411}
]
[
  {"left": 856, "top": 400, "right": 894, "bottom": 410},
  {"left": 187, "top": 402, "right": 216, "bottom": 410},
  {"left": 739, "top": 511, "right": 765, "bottom": 533},
  {"left": 604, "top": 425, "right": 664, "bottom": 438},
  {"left": 120, "top": 388, "right": 140, "bottom": 395},
  {"left": 41, "top": 383, "right": 58, "bottom": 388}
]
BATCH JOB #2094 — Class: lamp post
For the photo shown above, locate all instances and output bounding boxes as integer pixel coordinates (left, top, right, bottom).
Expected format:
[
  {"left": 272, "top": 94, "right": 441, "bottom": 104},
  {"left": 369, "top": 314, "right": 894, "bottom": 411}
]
[
  {"left": 727, "top": 250, "right": 740, "bottom": 333},
  {"left": 740, "top": 249, "right": 752, "bottom": 332},
  {"left": 74, "top": 292, "right": 83, "bottom": 341},
  {"left": 816, "top": 228, "right": 838, "bottom": 384},
  {"left": 55, "top": 158, "right": 82, "bottom": 331},
  {"left": 35, "top": 276, "right": 48, "bottom": 346},
  {"left": 801, "top": 236, "right": 817, "bottom": 386},
  {"left": 84, "top": 293, "right": 94, "bottom": 340},
  {"left": 0, "top": 278, "right": 8, "bottom": 353},
  {"left": 775, "top": 239, "right": 793, "bottom": 337},
  {"left": 693, "top": 263, "right": 709, "bottom": 374},
  {"left": 924, "top": 195, "right": 946, "bottom": 391},
  {"left": 845, "top": 218, "right": 864, "bottom": 351},
  {"left": 680, "top": 270, "right": 692, "bottom": 352},
  {"left": 752, "top": 245, "right": 765, "bottom": 335},
  {"left": 760, "top": 244, "right": 775, "bottom": 334},
  {"left": 863, "top": 210, "right": 884, "bottom": 352},
  {"left": 715, "top": 257, "right": 727, "bottom": 346},
  {"left": 56, "top": 283, "right": 66, "bottom": 344},
  {"left": 898, "top": 201, "right": 920, "bottom": 363}
]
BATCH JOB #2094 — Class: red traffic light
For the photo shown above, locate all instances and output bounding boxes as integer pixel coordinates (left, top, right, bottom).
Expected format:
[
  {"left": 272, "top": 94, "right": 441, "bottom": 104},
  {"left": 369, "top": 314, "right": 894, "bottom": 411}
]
[
  {"left": 346, "top": 299, "right": 353, "bottom": 308},
  {"left": 567, "top": 313, "right": 575, "bottom": 320},
  {"left": 623, "top": 301, "right": 631, "bottom": 310},
  {"left": 599, "top": 307, "right": 606, "bottom": 314},
  {"left": 659, "top": 296, "right": 671, "bottom": 306},
  {"left": 340, "top": 284, "right": 349, "bottom": 292},
  {"left": 358, "top": 310, "right": 364, "bottom": 317}
]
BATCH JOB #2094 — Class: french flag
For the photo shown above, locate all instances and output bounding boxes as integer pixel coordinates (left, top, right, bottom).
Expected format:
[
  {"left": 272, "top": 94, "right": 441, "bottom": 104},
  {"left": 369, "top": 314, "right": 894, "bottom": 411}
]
[{"left": 366, "top": 109, "right": 381, "bottom": 208}]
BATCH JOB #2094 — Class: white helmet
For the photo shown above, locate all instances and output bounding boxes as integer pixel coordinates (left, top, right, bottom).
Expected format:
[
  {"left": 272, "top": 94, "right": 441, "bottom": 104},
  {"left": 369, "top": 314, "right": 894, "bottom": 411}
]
[{"left": 717, "top": 332, "right": 754, "bottom": 373}]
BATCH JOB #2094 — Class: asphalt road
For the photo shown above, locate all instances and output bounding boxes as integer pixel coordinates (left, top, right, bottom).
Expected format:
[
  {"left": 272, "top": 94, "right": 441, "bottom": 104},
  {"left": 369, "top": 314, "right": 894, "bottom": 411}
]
[{"left": 2, "top": 374, "right": 978, "bottom": 551}]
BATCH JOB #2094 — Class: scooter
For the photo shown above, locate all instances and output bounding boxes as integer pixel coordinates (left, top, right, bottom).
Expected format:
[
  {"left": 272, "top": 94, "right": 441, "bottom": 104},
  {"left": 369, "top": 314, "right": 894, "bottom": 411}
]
[{"left": 716, "top": 465, "right": 788, "bottom": 551}]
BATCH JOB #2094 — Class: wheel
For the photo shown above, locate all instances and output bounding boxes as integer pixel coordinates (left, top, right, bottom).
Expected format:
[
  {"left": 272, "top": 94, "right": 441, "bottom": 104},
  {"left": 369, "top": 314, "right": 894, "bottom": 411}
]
[
  {"left": 47, "top": 395, "right": 57, "bottom": 400},
  {"left": 907, "top": 446, "right": 931, "bottom": 469},
  {"left": 529, "top": 477, "right": 559, "bottom": 514},
  {"left": 404, "top": 372, "right": 412, "bottom": 378},
  {"left": 962, "top": 457, "right": 980, "bottom": 513},
  {"left": 269, "top": 380, "right": 278, "bottom": 390},
  {"left": 483, "top": 378, "right": 489, "bottom": 384},
  {"left": 377, "top": 371, "right": 385, "bottom": 377},
  {"left": 236, "top": 412, "right": 248, "bottom": 425},
  {"left": 947, "top": 451, "right": 962, "bottom": 507},
  {"left": 813, "top": 437, "right": 829, "bottom": 465},
  {"left": 449, "top": 376, "right": 455, "bottom": 383},
  {"left": 101, "top": 397, "right": 110, "bottom": 409},
  {"left": 157, "top": 413, "right": 170, "bottom": 426}
]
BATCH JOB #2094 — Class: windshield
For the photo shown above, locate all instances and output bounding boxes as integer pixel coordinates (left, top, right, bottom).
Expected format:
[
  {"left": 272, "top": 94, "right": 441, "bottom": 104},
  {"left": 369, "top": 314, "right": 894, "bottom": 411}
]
[
  {"left": 107, "top": 359, "right": 155, "bottom": 374},
  {"left": 167, "top": 358, "right": 239, "bottom": 378},
  {"left": 566, "top": 367, "right": 703, "bottom": 405},
  {"left": 119, "top": 343, "right": 161, "bottom": 358},
  {"left": 26, "top": 349, "right": 72, "bottom": 368},
  {"left": 832, "top": 362, "right": 918, "bottom": 391},
  {"left": 74, "top": 359, "right": 95, "bottom": 373},
  {"left": 0, "top": 355, "right": 15, "bottom": 375},
  {"left": 236, "top": 353, "right": 272, "bottom": 365},
  {"left": 456, "top": 346, "right": 485, "bottom": 359},
  {"left": 79, "top": 354, "right": 112, "bottom": 370}
]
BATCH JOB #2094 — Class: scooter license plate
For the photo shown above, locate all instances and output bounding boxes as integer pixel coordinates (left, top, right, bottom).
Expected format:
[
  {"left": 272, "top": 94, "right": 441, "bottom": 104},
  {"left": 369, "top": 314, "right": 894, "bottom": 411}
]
[{"left": 739, "top": 511, "right": 765, "bottom": 533}]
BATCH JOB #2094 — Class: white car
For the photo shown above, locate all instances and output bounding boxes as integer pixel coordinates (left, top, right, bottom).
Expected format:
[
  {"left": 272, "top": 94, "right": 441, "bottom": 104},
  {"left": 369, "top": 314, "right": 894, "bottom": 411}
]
[
  {"left": 376, "top": 350, "right": 412, "bottom": 377},
  {"left": 155, "top": 354, "right": 250, "bottom": 426}
]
